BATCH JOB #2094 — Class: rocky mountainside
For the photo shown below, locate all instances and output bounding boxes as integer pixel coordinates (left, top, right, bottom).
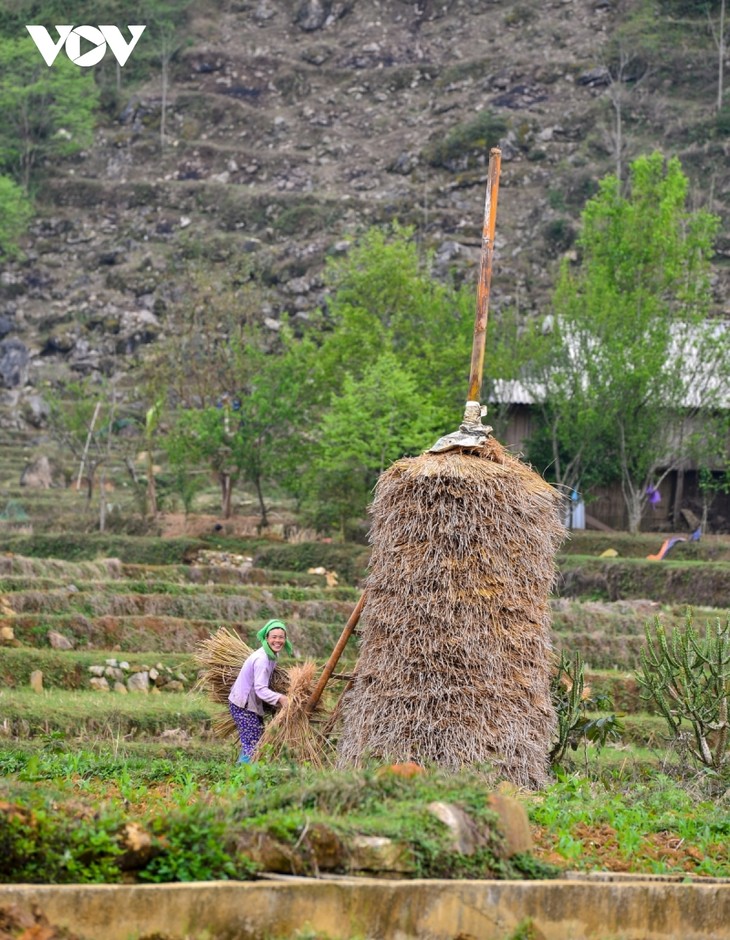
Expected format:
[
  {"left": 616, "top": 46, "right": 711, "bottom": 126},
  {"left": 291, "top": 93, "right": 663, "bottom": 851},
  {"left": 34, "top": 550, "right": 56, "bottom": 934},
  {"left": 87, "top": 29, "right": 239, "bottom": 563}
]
[{"left": 1, "top": 0, "right": 728, "bottom": 427}]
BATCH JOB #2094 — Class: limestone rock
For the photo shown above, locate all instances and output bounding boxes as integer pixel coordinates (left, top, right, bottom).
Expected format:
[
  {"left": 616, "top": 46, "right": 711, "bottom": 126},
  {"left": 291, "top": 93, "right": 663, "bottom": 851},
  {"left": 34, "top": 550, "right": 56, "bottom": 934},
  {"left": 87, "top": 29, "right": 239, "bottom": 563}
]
[
  {"left": 21, "top": 394, "right": 50, "bottom": 428},
  {"left": 348, "top": 835, "right": 415, "bottom": 873},
  {"left": 90, "top": 677, "right": 110, "bottom": 691},
  {"left": 0, "top": 338, "right": 29, "bottom": 389},
  {"left": 20, "top": 455, "right": 56, "bottom": 489},
  {"left": 236, "top": 830, "right": 299, "bottom": 873},
  {"left": 487, "top": 793, "right": 534, "bottom": 858},
  {"left": 29, "top": 670, "right": 43, "bottom": 693},
  {"left": 295, "top": 0, "right": 331, "bottom": 31},
  {"left": 128, "top": 671, "right": 150, "bottom": 692},
  {"left": 427, "top": 801, "right": 483, "bottom": 856},
  {"left": 48, "top": 630, "right": 74, "bottom": 650},
  {"left": 0, "top": 625, "right": 15, "bottom": 643}
]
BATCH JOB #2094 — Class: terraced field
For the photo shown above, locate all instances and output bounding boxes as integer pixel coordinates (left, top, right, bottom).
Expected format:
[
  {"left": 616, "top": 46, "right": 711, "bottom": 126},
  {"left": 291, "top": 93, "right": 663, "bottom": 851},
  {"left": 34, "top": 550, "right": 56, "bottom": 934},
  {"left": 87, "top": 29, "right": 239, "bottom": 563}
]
[
  {"left": 1, "top": 529, "right": 728, "bottom": 745},
  {"left": 1, "top": 526, "right": 729, "bottom": 889}
]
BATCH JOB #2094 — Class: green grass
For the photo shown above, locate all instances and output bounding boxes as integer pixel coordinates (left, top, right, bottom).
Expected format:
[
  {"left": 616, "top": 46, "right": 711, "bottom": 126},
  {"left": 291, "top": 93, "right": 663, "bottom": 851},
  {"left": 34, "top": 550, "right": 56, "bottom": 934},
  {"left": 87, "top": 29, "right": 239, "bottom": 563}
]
[
  {"left": 525, "top": 772, "right": 730, "bottom": 877},
  {"left": 0, "top": 756, "right": 550, "bottom": 884},
  {"left": 0, "top": 687, "right": 217, "bottom": 738}
]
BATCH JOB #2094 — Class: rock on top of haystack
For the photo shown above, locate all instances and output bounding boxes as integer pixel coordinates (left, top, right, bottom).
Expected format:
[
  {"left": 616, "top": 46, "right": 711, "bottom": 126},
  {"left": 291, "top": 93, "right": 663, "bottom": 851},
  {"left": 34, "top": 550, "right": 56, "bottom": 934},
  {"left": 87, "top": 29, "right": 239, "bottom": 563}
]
[{"left": 337, "top": 437, "right": 566, "bottom": 789}]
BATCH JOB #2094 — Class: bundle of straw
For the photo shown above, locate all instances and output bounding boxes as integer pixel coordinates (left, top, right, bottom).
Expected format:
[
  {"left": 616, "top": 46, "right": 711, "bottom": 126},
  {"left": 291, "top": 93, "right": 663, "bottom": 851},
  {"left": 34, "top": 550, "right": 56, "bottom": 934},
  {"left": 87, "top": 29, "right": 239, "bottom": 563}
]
[
  {"left": 255, "top": 661, "right": 329, "bottom": 767},
  {"left": 194, "top": 626, "right": 290, "bottom": 740},
  {"left": 337, "top": 437, "right": 565, "bottom": 788}
]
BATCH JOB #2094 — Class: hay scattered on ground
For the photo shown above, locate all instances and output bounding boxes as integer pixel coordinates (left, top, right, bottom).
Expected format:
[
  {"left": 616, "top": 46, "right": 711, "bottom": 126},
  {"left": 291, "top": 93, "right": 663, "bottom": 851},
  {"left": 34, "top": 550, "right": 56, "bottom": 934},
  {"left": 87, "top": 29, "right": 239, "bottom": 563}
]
[
  {"left": 337, "top": 437, "right": 566, "bottom": 788},
  {"left": 255, "top": 661, "right": 329, "bottom": 766},
  {"left": 193, "top": 626, "right": 290, "bottom": 740}
]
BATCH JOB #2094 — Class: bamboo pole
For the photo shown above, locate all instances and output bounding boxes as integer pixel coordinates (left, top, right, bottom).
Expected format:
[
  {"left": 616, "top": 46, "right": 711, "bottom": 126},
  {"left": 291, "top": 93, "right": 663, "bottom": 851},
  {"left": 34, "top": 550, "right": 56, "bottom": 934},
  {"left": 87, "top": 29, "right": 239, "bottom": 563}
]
[
  {"left": 465, "top": 147, "right": 502, "bottom": 408},
  {"left": 305, "top": 592, "right": 366, "bottom": 715},
  {"left": 76, "top": 401, "right": 102, "bottom": 491}
]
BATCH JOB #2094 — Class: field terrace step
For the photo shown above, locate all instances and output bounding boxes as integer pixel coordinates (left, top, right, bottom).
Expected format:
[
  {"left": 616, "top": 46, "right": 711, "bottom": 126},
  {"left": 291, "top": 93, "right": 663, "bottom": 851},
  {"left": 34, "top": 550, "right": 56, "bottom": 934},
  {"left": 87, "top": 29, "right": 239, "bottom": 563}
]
[
  {"left": 0, "top": 646, "right": 196, "bottom": 690},
  {"left": 0, "top": 688, "right": 218, "bottom": 740},
  {"left": 2, "top": 612, "right": 350, "bottom": 656},
  {"left": 0, "top": 555, "right": 125, "bottom": 582},
  {"left": 120, "top": 562, "right": 345, "bottom": 588},
  {"left": 551, "top": 599, "right": 730, "bottom": 670},
  {"left": 0, "top": 589, "right": 353, "bottom": 626},
  {"left": 0, "top": 553, "right": 360, "bottom": 592}
]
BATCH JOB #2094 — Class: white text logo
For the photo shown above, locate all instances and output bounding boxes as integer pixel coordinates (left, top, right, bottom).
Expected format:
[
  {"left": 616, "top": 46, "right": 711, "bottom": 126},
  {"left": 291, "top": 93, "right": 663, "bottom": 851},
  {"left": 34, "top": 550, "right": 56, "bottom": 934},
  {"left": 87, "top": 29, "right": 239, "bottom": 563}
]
[{"left": 25, "top": 25, "right": 146, "bottom": 67}]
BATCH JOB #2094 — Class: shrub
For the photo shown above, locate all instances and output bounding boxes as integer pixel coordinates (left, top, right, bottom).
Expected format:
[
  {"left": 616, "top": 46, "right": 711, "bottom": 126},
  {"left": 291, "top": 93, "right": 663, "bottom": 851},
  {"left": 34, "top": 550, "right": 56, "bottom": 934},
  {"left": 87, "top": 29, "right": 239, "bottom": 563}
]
[{"left": 424, "top": 110, "right": 508, "bottom": 171}]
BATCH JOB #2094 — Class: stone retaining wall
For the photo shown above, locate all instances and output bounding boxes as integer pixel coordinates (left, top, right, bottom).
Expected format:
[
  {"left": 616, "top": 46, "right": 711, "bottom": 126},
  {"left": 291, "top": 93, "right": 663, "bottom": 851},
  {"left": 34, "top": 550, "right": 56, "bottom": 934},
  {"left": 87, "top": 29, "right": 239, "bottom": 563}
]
[{"left": 1, "top": 876, "right": 729, "bottom": 940}]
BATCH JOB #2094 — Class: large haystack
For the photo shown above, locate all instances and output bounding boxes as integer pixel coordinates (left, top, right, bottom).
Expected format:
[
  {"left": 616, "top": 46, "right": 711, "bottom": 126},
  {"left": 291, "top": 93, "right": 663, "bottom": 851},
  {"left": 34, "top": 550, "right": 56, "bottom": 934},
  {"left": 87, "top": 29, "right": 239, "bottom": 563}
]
[{"left": 337, "top": 437, "right": 565, "bottom": 788}]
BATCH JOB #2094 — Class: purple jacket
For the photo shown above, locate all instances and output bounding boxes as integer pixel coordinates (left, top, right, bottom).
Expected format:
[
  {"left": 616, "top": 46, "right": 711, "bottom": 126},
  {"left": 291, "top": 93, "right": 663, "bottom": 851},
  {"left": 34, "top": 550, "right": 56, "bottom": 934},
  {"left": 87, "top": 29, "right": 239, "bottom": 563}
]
[{"left": 228, "top": 645, "right": 282, "bottom": 715}]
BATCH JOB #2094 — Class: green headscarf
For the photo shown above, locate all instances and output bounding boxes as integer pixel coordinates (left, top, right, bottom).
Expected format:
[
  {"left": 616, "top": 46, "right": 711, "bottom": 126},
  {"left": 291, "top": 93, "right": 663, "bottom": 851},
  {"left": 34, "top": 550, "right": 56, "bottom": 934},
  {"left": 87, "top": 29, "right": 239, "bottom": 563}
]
[{"left": 257, "top": 618, "right": 293, "bottom": 660}]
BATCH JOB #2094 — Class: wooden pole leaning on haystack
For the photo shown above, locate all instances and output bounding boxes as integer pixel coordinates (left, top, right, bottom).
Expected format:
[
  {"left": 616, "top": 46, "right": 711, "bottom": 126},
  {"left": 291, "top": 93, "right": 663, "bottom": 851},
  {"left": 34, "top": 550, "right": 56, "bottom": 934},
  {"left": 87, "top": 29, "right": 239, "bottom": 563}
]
[
  {"left": 305, "top": 591, "right": 366, "bottom": 715},
  {"left": 336, "top": 148, "right": 566, "bottom": 788}
]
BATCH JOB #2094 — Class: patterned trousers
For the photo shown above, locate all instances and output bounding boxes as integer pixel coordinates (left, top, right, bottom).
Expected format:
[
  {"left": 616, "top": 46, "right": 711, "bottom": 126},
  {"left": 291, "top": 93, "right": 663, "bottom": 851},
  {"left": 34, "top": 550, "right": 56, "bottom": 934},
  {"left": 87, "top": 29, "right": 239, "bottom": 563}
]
[{"left": 229, "top": 702, "right": 264, "bottom": 759}]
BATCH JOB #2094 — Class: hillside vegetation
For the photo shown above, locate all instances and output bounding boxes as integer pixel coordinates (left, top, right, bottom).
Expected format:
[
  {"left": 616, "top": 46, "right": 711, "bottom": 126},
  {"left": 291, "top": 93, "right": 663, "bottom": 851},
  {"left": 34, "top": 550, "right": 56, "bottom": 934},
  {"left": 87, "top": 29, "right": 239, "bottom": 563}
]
[{"left": 0, "top": 0, "right": 728, "bottom": 395}]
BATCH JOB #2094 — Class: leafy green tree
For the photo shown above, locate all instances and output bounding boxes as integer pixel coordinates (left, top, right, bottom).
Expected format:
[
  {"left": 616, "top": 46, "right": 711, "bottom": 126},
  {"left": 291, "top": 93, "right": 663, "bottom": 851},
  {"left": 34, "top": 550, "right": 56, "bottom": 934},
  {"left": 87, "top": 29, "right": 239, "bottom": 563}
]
[
  {"left": 0, "top": 175, "right": 32, "bottom": 257},
  {"left": 144, "top": 264, "right": 315, "bottom": 522},
  {"left": 0, "top": 36, "right": 98, "bottom": 188},
  {"left": 505, "top": 153, "right": 724, "bottom": 532},
  {"left": 312, "top": 224, "right": 476, "bottom": 433},
  {"left": 303, "top": 351, "right": 436, "bottom": 537}
]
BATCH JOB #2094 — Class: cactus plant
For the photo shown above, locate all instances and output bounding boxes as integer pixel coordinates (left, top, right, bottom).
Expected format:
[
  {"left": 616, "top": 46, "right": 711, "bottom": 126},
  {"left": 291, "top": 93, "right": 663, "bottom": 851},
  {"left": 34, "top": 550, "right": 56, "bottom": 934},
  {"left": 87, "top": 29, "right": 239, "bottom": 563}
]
[{"left": 638, "top": 613, "right": 730, "bottom": 771}]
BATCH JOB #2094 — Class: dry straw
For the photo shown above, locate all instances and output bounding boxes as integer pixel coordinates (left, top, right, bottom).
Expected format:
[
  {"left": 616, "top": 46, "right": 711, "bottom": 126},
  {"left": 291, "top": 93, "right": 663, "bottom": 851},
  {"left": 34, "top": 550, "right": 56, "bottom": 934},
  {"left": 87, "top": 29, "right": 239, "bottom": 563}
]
[
  {"left": 337, "top": 437, "right": 565, "bottom": 788},
  {"left": 255, "top": 660, "right": 329, "bottom": 767},
  {"left": 193, "top": 626, "right": 290, "bottom": 740}
]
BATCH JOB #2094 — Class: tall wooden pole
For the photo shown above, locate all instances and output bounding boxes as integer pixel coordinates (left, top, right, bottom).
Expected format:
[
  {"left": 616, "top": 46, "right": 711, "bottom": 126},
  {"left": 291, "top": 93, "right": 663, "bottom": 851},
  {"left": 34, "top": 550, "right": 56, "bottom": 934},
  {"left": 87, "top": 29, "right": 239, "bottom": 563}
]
[{"left": 466, "top": 147, "right": 501, "bottom": 407}]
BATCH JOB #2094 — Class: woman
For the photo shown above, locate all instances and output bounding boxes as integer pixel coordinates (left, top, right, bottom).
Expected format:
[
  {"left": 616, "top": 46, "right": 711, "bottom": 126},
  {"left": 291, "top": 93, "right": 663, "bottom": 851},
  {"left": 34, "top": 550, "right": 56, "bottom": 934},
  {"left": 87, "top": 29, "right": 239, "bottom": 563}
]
[{"left": 228, "top": 619, "right": 291, "bottom": 763}]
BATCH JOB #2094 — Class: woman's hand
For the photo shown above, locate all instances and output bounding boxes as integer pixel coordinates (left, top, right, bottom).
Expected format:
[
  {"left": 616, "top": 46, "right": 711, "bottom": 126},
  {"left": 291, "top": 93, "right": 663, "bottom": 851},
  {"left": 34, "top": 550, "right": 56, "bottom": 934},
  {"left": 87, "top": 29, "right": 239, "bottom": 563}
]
[{"left": 277, "top": 695, "right": 289, "bottom": 709}]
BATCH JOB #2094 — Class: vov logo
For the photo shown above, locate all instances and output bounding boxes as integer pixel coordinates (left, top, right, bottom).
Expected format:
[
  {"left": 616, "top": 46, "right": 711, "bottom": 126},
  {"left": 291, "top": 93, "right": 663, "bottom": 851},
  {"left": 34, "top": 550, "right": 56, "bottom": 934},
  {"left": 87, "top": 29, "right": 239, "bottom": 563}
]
[{"left": 25, "top": 25, "right": 146, "bottom": 67}]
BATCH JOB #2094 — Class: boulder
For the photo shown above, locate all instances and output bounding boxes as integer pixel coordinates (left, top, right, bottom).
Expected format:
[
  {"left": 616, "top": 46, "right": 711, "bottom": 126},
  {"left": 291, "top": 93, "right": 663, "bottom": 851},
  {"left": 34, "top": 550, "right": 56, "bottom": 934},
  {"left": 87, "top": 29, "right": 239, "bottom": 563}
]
[
  {"left": 295, "top": 0, "right": 330, "bottom": 31},
  {"left": 127, "top": 671, "right": 150, "bottom": 692},
  {"left": 0, "top": 338, "right": 29, "bottom": 389},
  {"left": 487, "top": 793, "right": 534, "bottom": 858},
  {"left": 29, "top": 670, "right": 43, "bottom": 693},
  {"left": 21, "top": 394, "right": 50, "bottom": 428},
  {"left": 20, "top": 456, "right": 54, "bottom": 489},
  {"left": 348, "top": 835, "right": 415, "bottom": 873},
  {"left": 90, "top": 677, "right": 110, "bottom": 692},
  {"left": 48, "top": 630, "right": 74, "bottom": 650},
  {"left": 427, "top": 801, "right": 483, "bottom": 856}
]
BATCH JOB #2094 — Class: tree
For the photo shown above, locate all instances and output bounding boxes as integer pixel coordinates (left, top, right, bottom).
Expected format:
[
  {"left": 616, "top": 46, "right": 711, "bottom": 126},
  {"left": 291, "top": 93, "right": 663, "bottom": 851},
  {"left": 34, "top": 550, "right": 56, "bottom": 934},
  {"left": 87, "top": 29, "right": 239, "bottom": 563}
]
[
  {"left": 506, "top": 153, "right": 725, "bottom": 532},
  {"left": 143, "top": 264, "right": 314, "bottom": 522},
  {"left": 312, "top": 224, "right": 476, "bottom": 433},
  {"left": 0, "top": 176, "right": 32, "bottom": 257},
  {"left": 46, "top": 378, "right": 132, "bottom": 530},
  {"left": 303, "top": 351, "right": 437, "bottom": 537},
  {"left": 0, "top": 36, "right": 98, "bottom": 188}
]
